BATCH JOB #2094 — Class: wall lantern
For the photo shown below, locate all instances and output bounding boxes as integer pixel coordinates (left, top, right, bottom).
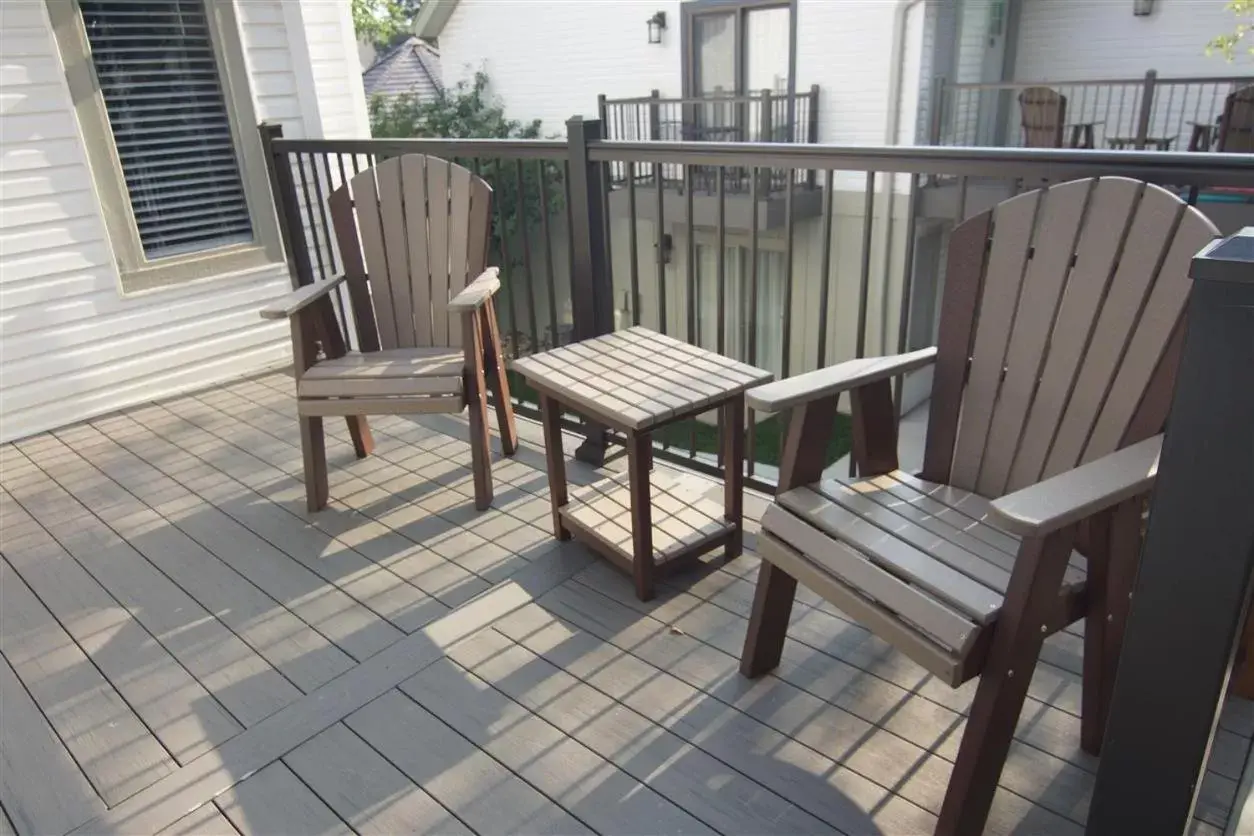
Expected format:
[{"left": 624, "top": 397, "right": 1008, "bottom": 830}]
[
  {"left": 1132, "top": 0, "right": 1154, "bottom": 16},
  {"left": 647, "top": 11, "right": 667, "bottom": 44}
]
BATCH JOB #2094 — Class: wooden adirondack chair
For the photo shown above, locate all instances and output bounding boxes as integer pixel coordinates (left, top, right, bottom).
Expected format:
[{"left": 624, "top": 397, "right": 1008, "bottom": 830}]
[
  {"left": 739, "top": 177, "right": 1218, "bottom": 834},
  {"left": 260, "top": 154, "right": 517, "bottom": 512},
  {"left": 1019, "top": 86, "right": 1066, "bottom": 148},
  {"left": 1217, "top": 83, "right": 1254, "bottom": 153}
]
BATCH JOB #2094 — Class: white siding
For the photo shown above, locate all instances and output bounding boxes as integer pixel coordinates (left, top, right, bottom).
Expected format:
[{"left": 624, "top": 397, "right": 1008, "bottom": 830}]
[
  {"left": 0, "top": 0, "right": 367, "bottom": 443},
  {"left": 1014, "top": 0, "right": 1241, "bottom": 80},
  {"left": 440, "top": 0, "right": 682, "bottom": 137}
]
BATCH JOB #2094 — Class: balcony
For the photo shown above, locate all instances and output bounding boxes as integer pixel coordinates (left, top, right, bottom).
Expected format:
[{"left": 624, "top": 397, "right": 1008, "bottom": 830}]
[
  {"left": 600, "top": 88, "right": 823, "bottom": 231},
  {"left": 3, "top": 129, "right": 1251, "bottom": 836}
]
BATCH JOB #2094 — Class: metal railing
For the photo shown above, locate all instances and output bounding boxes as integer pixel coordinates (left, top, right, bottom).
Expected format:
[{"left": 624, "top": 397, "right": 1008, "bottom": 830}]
[
  {"left": 600, "top": 87, "right": 820, "bottom": 194},
  {"left": 260, "top": 120, "right": 1254, "bottom": 491},
  {"left": 932, "top": 71, "right": 1253, "bottom": 151}
]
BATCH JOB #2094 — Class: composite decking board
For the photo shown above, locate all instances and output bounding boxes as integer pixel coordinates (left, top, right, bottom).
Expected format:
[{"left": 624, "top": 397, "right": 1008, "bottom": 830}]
[
  {"left": 0, "top": 558, "right": 177, "bottom": 805},
  {"left": 70, "top": 546, "right": 595, "bottom": 836},
  {"left": 82, "top": 418, "right": 405, "bottom": 664},
  {"left": 446, "top": 628, "right": 841, "bottom": 835},
  {"left": 520, "top": 584, "right": 1087, "bottom": 832},
  {"left": 398, "top": 657, "right": 720, "bottom": 836},
  {"left": 0, "top": 489, "right": 243, "bottom": 764},
  {"left": 0, "top": 653, "right": 105, "bottom": 836},
  {"left": 120, "top": 404, "right": 450, "bottom": 635},
  {"left": 215, "top": 762, "right": 353, "bottom": 836},
  {"left": 283, "top": 723, "right": 474, "bottom": 835},
  {"left": 157, "top": 803, "right": 239, "bottom": 836},
  {"left": 36, "top": 424, "right": 356, "bottom": 695},
  {"left": 9, "top": 441, "right": 303, "bottom": 728},
  {"left": 345, "top": 690, "right": 594, "bottom": 836}
]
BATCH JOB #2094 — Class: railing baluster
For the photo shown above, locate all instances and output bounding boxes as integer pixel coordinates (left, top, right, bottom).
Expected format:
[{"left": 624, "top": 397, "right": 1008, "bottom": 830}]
[
  {"left": 716, "top": 166, "right": 726, "bottom": 356},
  {"left": 816, "top": 168, "right": 835, "bottom": 368},
  {"left": 781, "top": 167, "right": 795, "bottom": 379},
  {"left": 514, "top": 159, "right": 539, "bottom": 355},
  {"left": 894, "top": 172, "right": 922, "bottom": 421},
  {"left": 627, "top": 161, "right": 640, "bottom": 326},
  {"left": 492, "top": 158, "right": 519, "bottom": 358},
  {"left": 654, "top": 154, "right": 666, "bottom": 334},
  {"left": 536, "top": 161, "right": 560, "bottom": 351},
  {"left": 295, "top": 152, "right": 328, "bottom": 283}
]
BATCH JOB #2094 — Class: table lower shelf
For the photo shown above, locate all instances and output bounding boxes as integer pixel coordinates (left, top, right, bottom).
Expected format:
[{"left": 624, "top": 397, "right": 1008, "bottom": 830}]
[{"left": 558, "top": 469, "right": 736, "bottom": 575}]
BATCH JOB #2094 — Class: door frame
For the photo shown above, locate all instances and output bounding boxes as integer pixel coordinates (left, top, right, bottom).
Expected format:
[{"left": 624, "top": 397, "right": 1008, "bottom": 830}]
[{"left": 680, "top": 0, "right": 797, "bottom": 101}]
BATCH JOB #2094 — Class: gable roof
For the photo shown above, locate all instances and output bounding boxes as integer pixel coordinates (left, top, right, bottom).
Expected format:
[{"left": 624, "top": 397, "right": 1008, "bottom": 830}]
[{"left": 363, "top": 36, "right": 443, "bottom": 101}]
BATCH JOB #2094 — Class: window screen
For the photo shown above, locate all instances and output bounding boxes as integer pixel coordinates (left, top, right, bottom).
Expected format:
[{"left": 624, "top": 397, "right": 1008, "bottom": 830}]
[{"left": 79, "top": 0, "right": 254, "bottom": 259}]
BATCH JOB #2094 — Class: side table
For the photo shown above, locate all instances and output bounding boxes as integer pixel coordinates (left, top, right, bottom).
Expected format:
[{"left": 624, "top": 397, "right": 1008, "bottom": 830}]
[{"left": 512, "top": 327, "right": 773, "bottom": 600}]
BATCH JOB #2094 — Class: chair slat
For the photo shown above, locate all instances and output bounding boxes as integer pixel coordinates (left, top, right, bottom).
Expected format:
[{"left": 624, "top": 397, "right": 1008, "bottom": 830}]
[
  {"left": 426, "top": 157, "right": 451, "bottom": 347},
  {"left": 446, "top": 165, "right": 473, "bottom": 347},
  {"left": 396, "top": 155, "right": 425, "bottom": 347},
  {"left": 783, "top": 485, "right": 1006, "bottom": 620},
  {"left": 1005, "top": 178, "right": 1143, "bottom": 492},
  {"left": 976, "top": 179, "right": 1094, "bottom": 497},
  {"left": 1043, "top": 184, "right": 1184, "bottom": 478},
  {"left": 1083, "top": 207, "right": 1218, "bottom": 462},
  {"left": 763, "top": 504, "right": 979, "bottom": 654},
  {"left": 950, "top": 189, "right": 1041, "bottom": 491},
  {"left": 328, "top": 185, "right": 379, "bottom": 352},
  {"left": 351, "top": 169, "right": 398, "bottom": 350}
]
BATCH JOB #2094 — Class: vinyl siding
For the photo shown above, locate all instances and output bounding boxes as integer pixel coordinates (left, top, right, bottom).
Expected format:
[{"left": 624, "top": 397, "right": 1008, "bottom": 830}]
[
  {"left": 0, "top": 0, "right": 366, "bottom": 443},
  {"left": 1014, "top": 0, "right": 1241, "bottom": 80}
]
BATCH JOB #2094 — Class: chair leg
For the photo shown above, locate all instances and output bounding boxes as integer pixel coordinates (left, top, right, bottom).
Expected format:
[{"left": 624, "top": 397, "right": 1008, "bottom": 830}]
[
  {"left": 1082, "top": 499, "right": 1143, "bottom": 754},
  {"left": 465, "top": 314, "right": 494, "bottom": 511},
  {"left": 299, "top": 415, "right": 329, "bottom": 512},
  {"left": 481, "top": 302, "right": 518, "bottom": 457},
  {"left": 740, "top": 560, "right": 798, "bottom": 678},
  {"left": 345, "top": 415, "right": 374, "bottom": 459},
  {"left": 936, "top": 527, "right": 1076, "bottom": 836}
]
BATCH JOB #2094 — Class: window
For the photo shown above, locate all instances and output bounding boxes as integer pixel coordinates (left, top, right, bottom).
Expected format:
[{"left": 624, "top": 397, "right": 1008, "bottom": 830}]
[{"left": 48, "top": 0, "right": 280, "bottom": 291}]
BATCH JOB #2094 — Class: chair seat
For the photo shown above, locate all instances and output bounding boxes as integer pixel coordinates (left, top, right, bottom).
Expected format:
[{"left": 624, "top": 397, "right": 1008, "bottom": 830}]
[
  {"left": 760, "top": 470, "right": 1088, "bottom": 686},
  {"left": 296, "top": 348, "right": 466, "bottom": 416}
]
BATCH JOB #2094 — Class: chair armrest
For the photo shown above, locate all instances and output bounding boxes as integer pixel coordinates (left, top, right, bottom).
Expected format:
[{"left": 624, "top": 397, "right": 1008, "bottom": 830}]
[
  {"left": 448, "top": 268, "right": 501, "bottom": 313},
  {"left": 989, "top": 435, "right": 1162, "bottom": 537},
  {"left": 259, "top": 275, "right": 347, "bottom": 320},
  {"left": 745, "top": 347, "right": 937, "bottom": 412}
]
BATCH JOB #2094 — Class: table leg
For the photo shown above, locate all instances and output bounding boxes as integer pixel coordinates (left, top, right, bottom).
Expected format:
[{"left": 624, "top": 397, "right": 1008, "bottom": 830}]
[
  {"left": 722, "top": 395, "right": 745, "bottom": 562},
  {"left": 539, "top": 394, "right": 570, "bottom": 541},
  {"left": 627, "top": 431, "right": 655, "bottom": 601}
]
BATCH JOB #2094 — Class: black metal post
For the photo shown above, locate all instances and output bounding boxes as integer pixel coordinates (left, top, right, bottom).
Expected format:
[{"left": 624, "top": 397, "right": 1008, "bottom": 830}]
[
  {"left": 1134, "top": 69, "right": 1158, "bottom": 151},
  {"left": 565, "top": 115, "right": 614, "bottom": 465},
  {"left": 259, "top": 122, "right": 314, "bottom": 290},
  {"left": 1087, "top": 228, "right": 1254, "bottom": 835}
]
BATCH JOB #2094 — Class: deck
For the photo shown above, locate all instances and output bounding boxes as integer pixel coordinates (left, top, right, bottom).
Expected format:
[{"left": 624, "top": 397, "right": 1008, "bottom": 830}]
[{"left": 0, "top": 370, "right": 1248, "bottom": 836}]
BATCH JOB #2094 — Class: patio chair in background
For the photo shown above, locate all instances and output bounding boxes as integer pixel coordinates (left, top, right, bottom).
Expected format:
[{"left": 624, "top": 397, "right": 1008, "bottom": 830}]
[
  {"left": 739, "top": 177, "right": 1217, "bottom": 835},
  {"left": 261, "top": 154, "right": 517, "bottom": 512},
  {"left": 1018, "top": 86, "right": 1066, "bottom": 147},
  {"left": 1217, "top": 82, "right": 1254, "bottom": 152}
]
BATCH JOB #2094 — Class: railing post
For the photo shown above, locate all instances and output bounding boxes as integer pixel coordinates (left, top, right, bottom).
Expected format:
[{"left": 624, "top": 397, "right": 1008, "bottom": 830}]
[
  {"left": 1134, "top": 69, "right": 1158, "bottom": 150},
  {"left": 597, "top": 93, "right": 608, "bottom": 137},
  {"left": 648, "top": 89, "right": 661, "bottom": 141},
  {"left": 258, "top": 122, "right": 313, "bottom": 290},
  {"left": 928, "top": 76, "right": 946, "bottom": 146},
  {"left": 807, "top": 84, "right": 820, "bottom": 188},
  {"left": 566, "top": 115, "right": 614, "bottom": 465}
]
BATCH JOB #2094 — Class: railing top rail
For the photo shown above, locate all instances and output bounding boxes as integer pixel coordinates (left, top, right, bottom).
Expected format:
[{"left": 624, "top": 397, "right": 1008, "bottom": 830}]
[
  {"left": 945, "top": 74, "right": 1254, "bottom": 91},
  {"left": 586, "top": 140, "right": 1254, "bottom": 186},
  {"left": 603, "top": 91, "right": 808, "bottom": 106},
  {"left": 271, "top": 136, "right": 568, "bottom": 160}
]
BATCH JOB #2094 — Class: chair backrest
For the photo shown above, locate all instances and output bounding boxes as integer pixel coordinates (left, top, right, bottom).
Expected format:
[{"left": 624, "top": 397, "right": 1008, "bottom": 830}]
[
  {"left": 922, "top": 177, "right": 1218, "bottom": 498},
  {"left": 329, "top": 154, "right": 492, "bottom": 351},
  {"left": 1217, "top": 84, "right": 1254, "bottom": 153},
  {"left": 1019, "top": 87, "right": 1066, "bottom": 148}
]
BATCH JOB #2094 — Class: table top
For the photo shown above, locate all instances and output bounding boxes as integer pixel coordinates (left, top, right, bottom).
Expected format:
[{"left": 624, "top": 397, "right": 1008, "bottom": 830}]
[{"left": 511, "top": 326, "right": 773, "bottom": 431}]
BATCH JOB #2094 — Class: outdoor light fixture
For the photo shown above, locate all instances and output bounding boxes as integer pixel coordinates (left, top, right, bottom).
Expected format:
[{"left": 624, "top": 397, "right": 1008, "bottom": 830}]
[
  {"left": 647, "top": 11, "right": 667, "bottom": 44},
  {"left": 1133, "top": 0, "right": 1154, "bottom": 16}
]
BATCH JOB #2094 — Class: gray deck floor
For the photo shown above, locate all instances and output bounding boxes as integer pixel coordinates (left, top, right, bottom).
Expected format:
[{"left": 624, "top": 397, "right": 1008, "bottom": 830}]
[{"left": 0, "top": 370, "right": 1248, "bottom": 836}]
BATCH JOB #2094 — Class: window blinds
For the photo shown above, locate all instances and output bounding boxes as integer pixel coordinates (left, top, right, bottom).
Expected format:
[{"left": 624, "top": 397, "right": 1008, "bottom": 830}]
[{"left": 79, "top": 0, "right": 254, "bottom": 260}]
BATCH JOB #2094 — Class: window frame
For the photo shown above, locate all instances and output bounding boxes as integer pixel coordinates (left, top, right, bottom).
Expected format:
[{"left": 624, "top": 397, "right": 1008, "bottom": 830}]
[
  {"left": 680, "top": 0, "right": 797, "bottom": 100},
  {"left": 46, "top": 0, "right": 282, "bottom": 294}
]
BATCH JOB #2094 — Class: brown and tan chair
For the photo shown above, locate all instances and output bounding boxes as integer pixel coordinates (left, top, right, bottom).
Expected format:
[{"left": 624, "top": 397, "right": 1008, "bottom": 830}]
[
  {"left": 1018, "top": 86, "right": 1066, "bottom": 148},
  {"left": 1217, "top": 82, "right": 1254, "bottom": 153},
  {"left": 739, "top": 177, "right": 1217, "bottom": 834},
  {"left": 261, "top": 154, "right": 517, "bottom": 512}
]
